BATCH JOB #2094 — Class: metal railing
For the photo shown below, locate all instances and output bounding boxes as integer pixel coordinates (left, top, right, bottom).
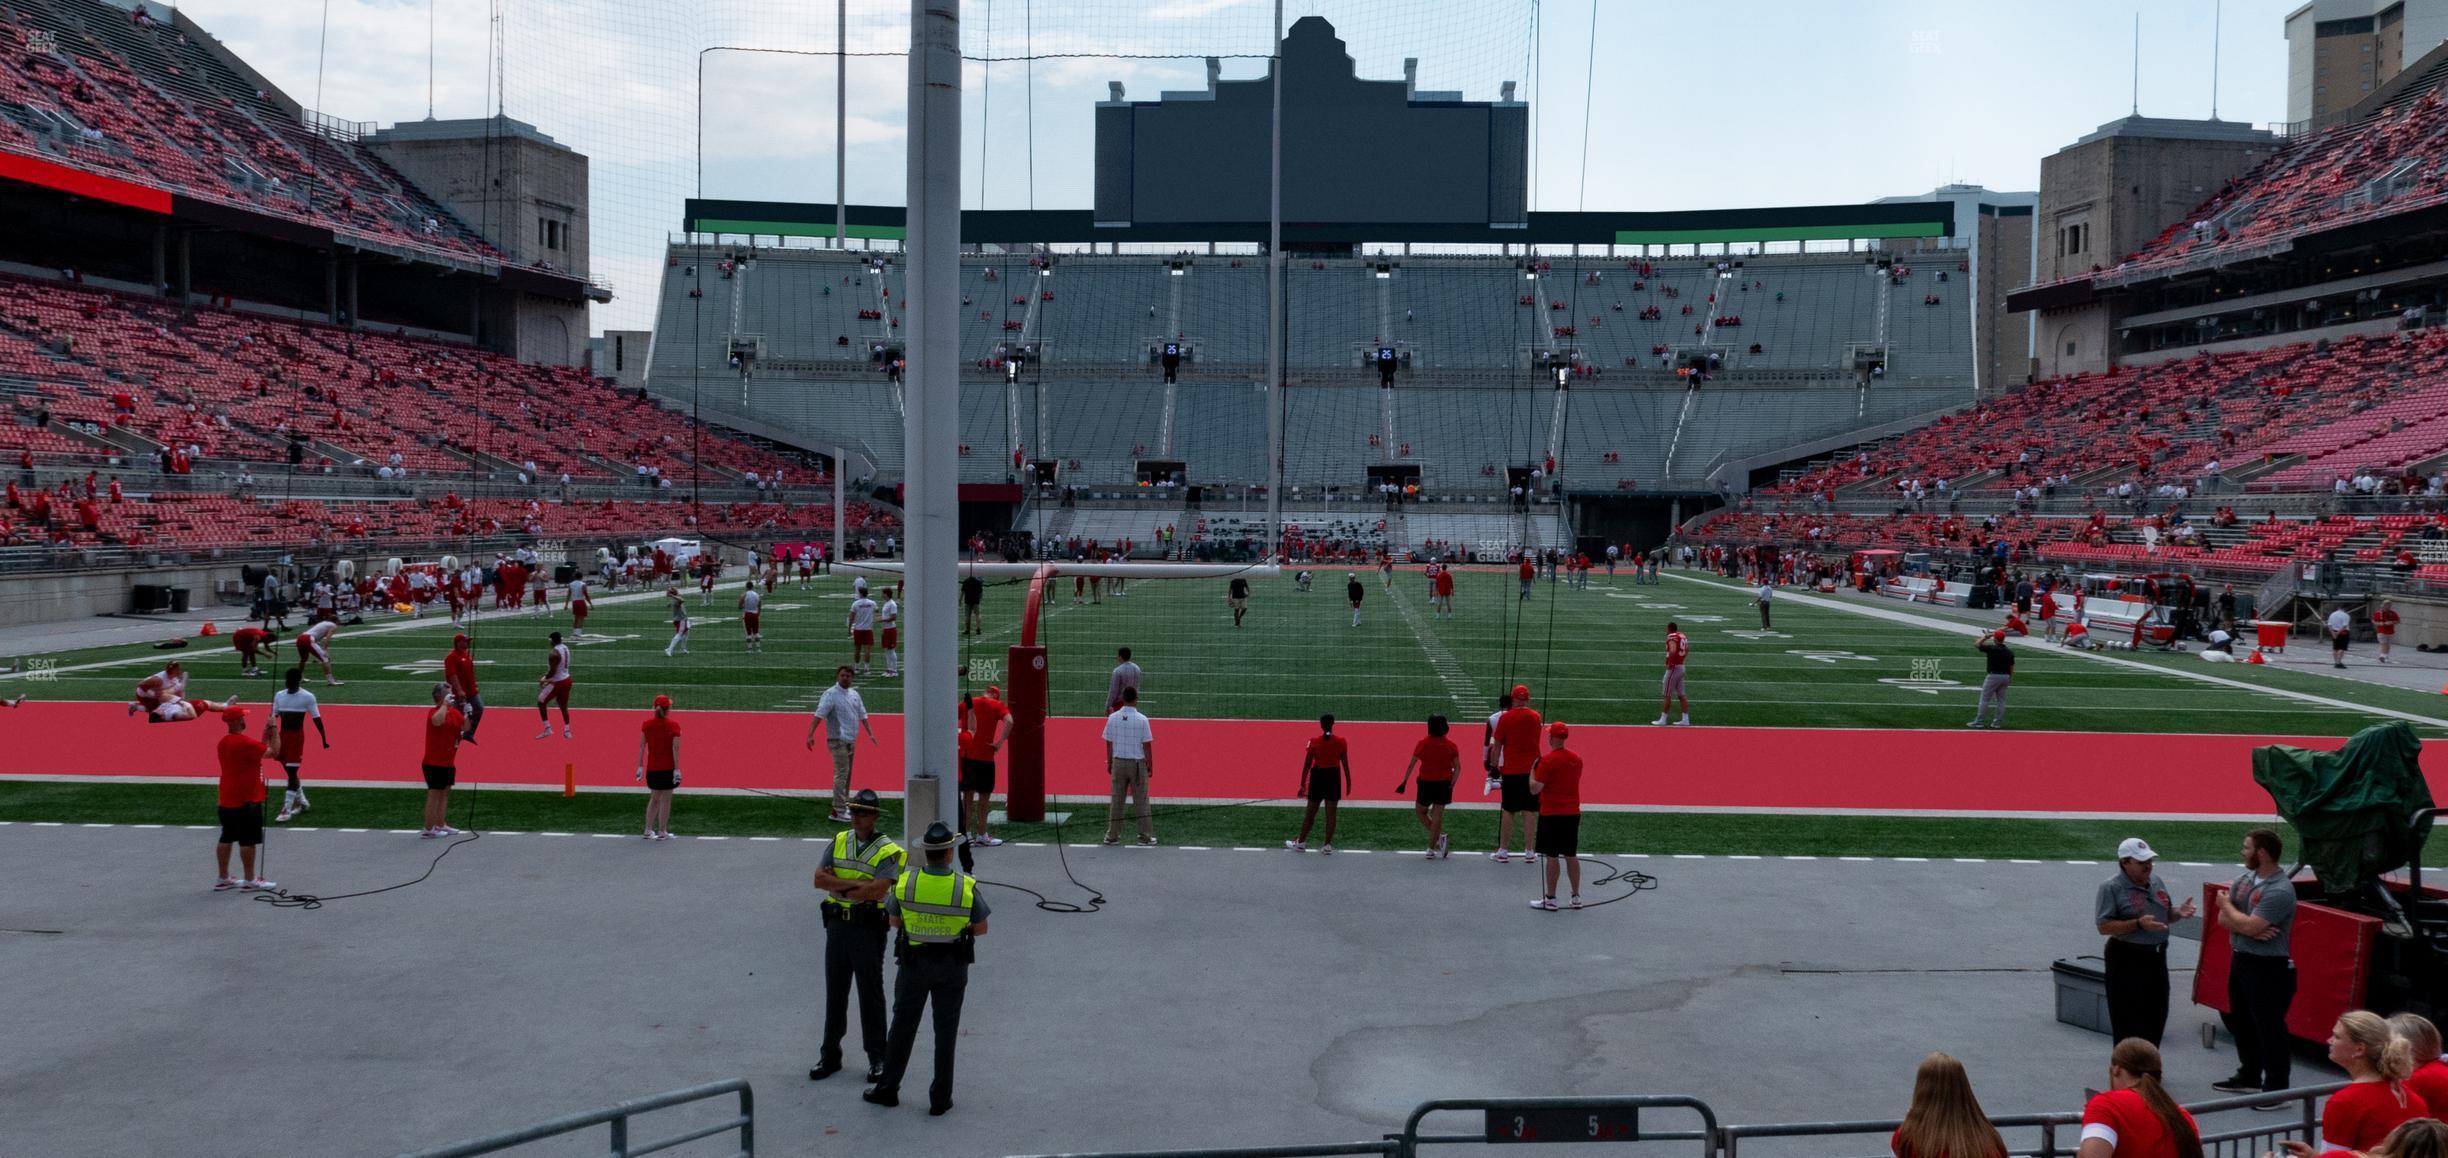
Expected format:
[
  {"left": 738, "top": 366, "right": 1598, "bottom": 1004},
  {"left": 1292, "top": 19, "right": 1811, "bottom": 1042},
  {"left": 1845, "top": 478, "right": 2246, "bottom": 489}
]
[
  {"left": 1718, "top": 1083, "right": 2337, "bottom": 1157},
  {"left": 397, "top": 1077, "right": 752, "bottom": 1158}
]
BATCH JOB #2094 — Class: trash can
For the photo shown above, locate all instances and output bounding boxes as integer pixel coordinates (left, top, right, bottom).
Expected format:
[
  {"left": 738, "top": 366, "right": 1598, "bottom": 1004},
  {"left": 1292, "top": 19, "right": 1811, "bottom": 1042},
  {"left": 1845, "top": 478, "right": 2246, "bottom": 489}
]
[
  {"left": 2253, "top": 620, "right": 2291, "bottom": 653},
  {"left": 168, "top": 588, "right": 191, "bottom": 613},
  {"left": 2052, "top": 957, "right": 2112, "bottom": 1035},
  {"left": 130, "top": 584, "right": 163, "bottom": 613}
]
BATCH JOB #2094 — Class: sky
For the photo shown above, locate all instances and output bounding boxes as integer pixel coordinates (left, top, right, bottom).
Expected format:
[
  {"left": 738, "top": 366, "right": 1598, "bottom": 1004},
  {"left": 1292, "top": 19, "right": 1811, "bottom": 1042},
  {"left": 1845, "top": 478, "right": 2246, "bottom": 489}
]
[{"left": 164, "top": 0, "right": 2300, "bottom": 334}]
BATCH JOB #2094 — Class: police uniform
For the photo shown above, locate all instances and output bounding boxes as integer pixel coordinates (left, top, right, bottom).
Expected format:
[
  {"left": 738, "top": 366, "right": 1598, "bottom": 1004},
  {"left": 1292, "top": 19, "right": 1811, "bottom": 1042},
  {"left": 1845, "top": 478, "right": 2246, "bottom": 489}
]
[
  {"left": 865, "top": 822, "right": 990, "bottom": 1115},
  {"left": 811, "top": 791, "right": 903, "bottom": 1084}
]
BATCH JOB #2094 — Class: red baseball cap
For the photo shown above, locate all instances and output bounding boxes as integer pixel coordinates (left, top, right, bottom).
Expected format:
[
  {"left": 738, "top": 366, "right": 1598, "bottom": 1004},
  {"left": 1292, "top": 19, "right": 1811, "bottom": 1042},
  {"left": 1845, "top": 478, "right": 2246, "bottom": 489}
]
[
  {"left": 222, "top": 705, "right": 248, "bottom": 723},
  {"left": 1547, "top": 721, "right": 1569, "bottom": 739},
  {"left": 653, "top": 694, "right": 673, "bottom": 709},
  {"left": 986, "top": 685, "right": 1002, "bottom": 698},
  {"left": 452, "top": 633, "right": 469, "bottom": 647},
  {"left": 1511, "top": 684, "right": 1530, "bottom": 702}
]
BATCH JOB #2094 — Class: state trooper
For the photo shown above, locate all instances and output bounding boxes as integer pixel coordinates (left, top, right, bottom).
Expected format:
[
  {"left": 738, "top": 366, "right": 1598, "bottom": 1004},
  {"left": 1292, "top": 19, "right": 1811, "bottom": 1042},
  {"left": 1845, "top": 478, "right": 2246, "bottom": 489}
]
[
  {"left": 810, "top": 789, "right": 902, "bottom": 1084},
  {"left": 863, "top": 821, "right": 989, "bottom": 1116}
]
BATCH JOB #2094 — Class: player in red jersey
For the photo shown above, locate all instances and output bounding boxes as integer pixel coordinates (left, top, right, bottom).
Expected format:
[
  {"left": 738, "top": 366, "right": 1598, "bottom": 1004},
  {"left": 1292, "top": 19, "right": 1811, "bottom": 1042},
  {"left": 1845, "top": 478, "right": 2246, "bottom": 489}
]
[
  {"left": 1396, "top": 714, "right": 1460, "bottom": 858},
  {"left": 444, "top": 633, "right": 485, "bottom": 742},
  {"left": 535, "top": 631, "right": 575, "bottom": 740},
  {"left": 1432, "top": 565, "right": 1456, "bottom": 618},
  {"left": 1285, "top": 715, "right": 1353, "bottom": 854},
  {"left": 294, "top": 618, "right": 343, "bottom": 686},
  {"left": 131, "top": 662, "right": 188, "bottom": 717},
  {"left": 1517, "top": 556, "right": 1535, "bottom": 600},
  {"left": 2376, "top": 598, "right": 2402, "bottom": 663},
  {"left": 231, "top": 625, "right": 278, "bottom": 678},
  {"left": 1654, "top": 623, "right": 1691, "bottom": 726}
]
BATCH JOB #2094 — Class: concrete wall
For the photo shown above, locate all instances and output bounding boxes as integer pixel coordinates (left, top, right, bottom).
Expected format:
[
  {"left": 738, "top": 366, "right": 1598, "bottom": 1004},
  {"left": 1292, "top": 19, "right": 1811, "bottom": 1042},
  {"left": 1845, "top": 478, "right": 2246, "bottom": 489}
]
[
  {"left": 0, "top": 563, "right": 251, "bottom": 624},
  {"left": 366, "top": 124, "right": 592, "bottom": 366},
  {"left": 1975, "top": 210, "right": 2034, "bottom": 392},
  {"left": 597, "top": 330, "right": 653, "bottom": 389},
  {"left": 2031, "top": 302, "right": 2116, "bottom": 379}
]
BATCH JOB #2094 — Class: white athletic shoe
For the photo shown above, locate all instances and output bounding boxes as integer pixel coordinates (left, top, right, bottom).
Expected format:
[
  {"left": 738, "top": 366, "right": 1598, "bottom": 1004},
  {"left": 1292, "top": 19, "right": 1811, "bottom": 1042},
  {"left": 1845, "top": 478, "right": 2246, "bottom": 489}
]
[
  {"left": 275, "top": 796, "right": 297, "bottom": 823},
  {"left": 1529, "top": 897, "right": 1557, "bottom": 911},
  {"left": 1284, "top": 840, "right": 1306, "bottom": 852},
  {"left": 242, "top": 879, "right": 278, "bottom": 892},
  {"left": 1320, "top": 844, "right": 1335, "bottom": 855},
  {"left": 563, "top": 726, "right": 575, "bottom": 740},
  {"left": 1489, "top": 849, "right": 1510, "bottom": 863},
  {"left": 1675, "top": 716, "right": 1690, "bottom": 726},
  {"left": 643, "top": 831, "right": 658, "bottom": 840},
  {"left": 420, "top": 828, "right": 443, "bottom": 839},
  {"left": 436, "top": 825, "right": 464, "bottom": 836},
  {"left": 828, "top": 810, "right": 852, "bottom": 823},
  {"left": 213, "top": 877, "right": 239, "bottom": 891},
  {"left": 656, "top": 831, "right": 675, "bottom": 841},
  {"left": 1652, "top": 715, "right": 1670, "bottom": 725},
  {"left": 536, "top": 726, "right": 554, "bottom": 739}
]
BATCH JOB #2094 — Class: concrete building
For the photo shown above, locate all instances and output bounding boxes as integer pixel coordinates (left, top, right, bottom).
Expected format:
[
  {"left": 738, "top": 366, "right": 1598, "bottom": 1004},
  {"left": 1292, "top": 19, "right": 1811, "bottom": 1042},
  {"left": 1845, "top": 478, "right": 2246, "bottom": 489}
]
[
  {"left": 2286, "top": 0, "right": 2448, "bottom": 125},
  {"left": 2025, "top": 116, "right": 2278, "bottom": 378},
  {"left": 365, "top": 116, "right": 596, "bottom": 367}
]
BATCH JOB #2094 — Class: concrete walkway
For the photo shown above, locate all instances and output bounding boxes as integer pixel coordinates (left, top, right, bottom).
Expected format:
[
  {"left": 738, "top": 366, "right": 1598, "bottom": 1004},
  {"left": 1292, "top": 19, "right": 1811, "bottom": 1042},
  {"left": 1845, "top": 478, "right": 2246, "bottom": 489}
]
[{"left": 2, "top": 822, "right": 2339, "bottom": 1157}]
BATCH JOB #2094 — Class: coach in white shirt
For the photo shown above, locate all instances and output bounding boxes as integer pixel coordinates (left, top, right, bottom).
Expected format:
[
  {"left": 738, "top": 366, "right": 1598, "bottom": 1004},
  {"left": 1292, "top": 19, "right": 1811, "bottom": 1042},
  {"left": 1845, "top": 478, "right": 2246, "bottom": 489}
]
[
  {"left": 2328, "top": 607, "right": 2353, "bottom": 669},
  {"left": 1101, "top": 687, "right": 1156, "bottom": 846},
  {"left": 807, "top": 666, "right": 880, "bottom": 821}
]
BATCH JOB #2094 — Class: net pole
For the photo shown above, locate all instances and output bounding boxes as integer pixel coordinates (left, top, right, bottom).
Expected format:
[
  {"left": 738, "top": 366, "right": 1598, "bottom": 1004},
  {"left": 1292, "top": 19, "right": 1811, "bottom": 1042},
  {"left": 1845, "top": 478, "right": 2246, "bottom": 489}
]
[
  {"left": 901, "top": 0, "right": 963, "bottom": 843},
  {"left": 1262, "top": 0, "right": 1285, "bottom": 562},
  {"left": 834, "top": 0, "right": 847, "bottom": 248},
  {"left": 832, "top": 444, "right": 846, "bottom": 564}
]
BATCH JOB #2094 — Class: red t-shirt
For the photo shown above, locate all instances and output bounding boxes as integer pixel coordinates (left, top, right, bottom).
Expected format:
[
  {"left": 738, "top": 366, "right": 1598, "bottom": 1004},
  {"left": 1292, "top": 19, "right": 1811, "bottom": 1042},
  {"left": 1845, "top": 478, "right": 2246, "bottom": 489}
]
[
  {"left": 2324, "top": 1079, "right": 2429, "bottom": 1152},
  {"left": 2375, "top": 608, "right": 2401, "bottom": 636},
  {"left": 443, "top": 649, "right": 479, "bottom": 696},
  {"left": 1518, "top": 560, "right": 1535, "bottom": 581},
  {"left": 216, "top": 733, "right": 267, "bottom": 808},
  {"left": 1665, "top": 632, "right": 1689, "bottom": 667},
  {"left": 1434, "top": 571, "right": 1454, "bottom": 596},
  {"left": 423, "top": 708, "right": 466, "bottom": 768},
  {"left": 233, "top": 627, "right": 268, "bottom": 652},
  {"left": 1410, "top": 736, "right": 1460, "bottom": 782},
  {"left": 641, "top": 716, "right": 681, "bottom": 773},
  {"left": 2079, "top": 1088, "right": 2197, "bottom": 1157},
  {"left": 1305, "top": 734, "right": 1348, "bottom": 771},
  {"left": 2410, "top": 1061, "right": 2448, "bottom": 1122},
  {"left": 1494, "top": 707, "right": 1543, "bottom": 774},
  {"left": 961, "top": 697, "right": 1009, "bottom": 761},
  {"left": 1533, "top": 749, "right": 1583, "bottom": 815}
]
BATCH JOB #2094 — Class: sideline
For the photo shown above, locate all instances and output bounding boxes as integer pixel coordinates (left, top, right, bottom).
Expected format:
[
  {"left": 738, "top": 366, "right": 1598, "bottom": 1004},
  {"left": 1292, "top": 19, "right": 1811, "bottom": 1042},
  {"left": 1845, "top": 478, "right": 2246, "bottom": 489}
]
[{"left": 1663, "top": 571, "right": 2448, "bottom": 731}]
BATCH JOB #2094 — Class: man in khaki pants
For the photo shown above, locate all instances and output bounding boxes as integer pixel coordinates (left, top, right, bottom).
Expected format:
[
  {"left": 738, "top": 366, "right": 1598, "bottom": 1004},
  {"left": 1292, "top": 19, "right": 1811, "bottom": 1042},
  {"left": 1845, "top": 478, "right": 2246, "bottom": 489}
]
[
  {"left": 807, "top": 665, "right": 880, "bottom": 821},
  {"left": 1101, "top": 686, "right": 1155, "bottom": 845}
]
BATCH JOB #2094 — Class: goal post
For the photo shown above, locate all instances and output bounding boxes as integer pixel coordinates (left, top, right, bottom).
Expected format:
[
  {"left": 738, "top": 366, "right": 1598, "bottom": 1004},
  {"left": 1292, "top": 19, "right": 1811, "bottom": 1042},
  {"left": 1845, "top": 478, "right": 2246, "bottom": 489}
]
[{"left": 838, "top": 560, "right": 1280, "bottom": 823}]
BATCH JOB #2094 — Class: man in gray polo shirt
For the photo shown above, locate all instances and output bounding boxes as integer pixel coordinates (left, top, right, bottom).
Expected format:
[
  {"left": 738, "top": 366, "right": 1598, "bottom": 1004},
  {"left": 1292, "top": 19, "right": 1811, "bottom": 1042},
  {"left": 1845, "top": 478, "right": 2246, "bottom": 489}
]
[
  {"left": 2211, "top": 827, "right": 2298, "bottom": 1095},
  {"left": 2094, "top": 837, "right": 2197, "bottom": 1047}
]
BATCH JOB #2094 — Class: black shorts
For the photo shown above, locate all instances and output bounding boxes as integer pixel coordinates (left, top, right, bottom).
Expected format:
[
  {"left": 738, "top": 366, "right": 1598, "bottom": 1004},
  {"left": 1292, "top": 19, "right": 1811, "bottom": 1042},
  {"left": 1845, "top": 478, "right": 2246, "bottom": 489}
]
[
  {"left": 217, "top": 802, "right": 264, "bottom": 847},
  {"left": 2333, "top": 631, "right": 2351, "bottom": 651},
  {"left": 1534, "top": 814, "right": 1581, "bottom": 858},
  {"left": 959, "top": 758, "right": 996, "bottom": 794},
  {"left": 1500, "top": 773, "right": 1536, "bottom": 814},
  {"left": 645, "top": 769, "right": 677, "bottom": 792},
  {"left": 422, "top": 763, "right": 457, "bottom": 791},
  {"left": 1415, "top": 779, "right": 1453, "bottom": 807},
  {"left": 1305, "top": 772, "right": 1343, "bottom": 804}
]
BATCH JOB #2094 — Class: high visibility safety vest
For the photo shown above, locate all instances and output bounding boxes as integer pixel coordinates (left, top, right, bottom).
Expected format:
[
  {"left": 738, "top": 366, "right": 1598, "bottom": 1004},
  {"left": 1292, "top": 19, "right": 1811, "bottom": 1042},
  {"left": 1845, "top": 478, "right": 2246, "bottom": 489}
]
[
  {"left": 896, "top": 869, "right": 977, "bottom": 944},
  {"left": 825, "top": 831, "right": 903, "bottom": 914}
]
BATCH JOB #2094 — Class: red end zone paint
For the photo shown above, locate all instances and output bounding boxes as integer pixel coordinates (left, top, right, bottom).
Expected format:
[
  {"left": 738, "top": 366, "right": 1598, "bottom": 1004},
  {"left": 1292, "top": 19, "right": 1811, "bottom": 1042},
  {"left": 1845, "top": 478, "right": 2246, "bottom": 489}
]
[{"left": 5, "top": 702, "right": 2437, "bottom": 816}]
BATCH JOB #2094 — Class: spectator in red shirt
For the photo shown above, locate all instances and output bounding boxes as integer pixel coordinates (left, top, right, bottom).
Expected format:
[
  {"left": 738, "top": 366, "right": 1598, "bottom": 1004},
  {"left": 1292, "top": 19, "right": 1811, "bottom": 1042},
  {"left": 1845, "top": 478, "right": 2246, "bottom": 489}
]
[
  {"left": 634, "top": 695, "right": 683, "bottom": 840},
  {"left": 2076, "top": 1039, "right": 2198, "bottom": 1158},
  {"left": 1527, "top": 722, "right": 1583, "bottom": 909},
  {"left": 2394, "top": 1013, "right": 2448, "bottom": 1117},
  {"left": 2282, "top": 1011, "right": 2429, "bottom": 1157},
  {"left": 2375, "top": 599, "right": 2401, "bottom": 663},
  {"left": 959, "top": 686, "right": 1011, "bottom": 847},
  {"left": 1490, "top": 684, "right": 1543, "bottom": 862},
  {"left": 1890, "top": 1052, "right": 2006, "bottom": 1158},
  {"left": 1518, "top": 557, "right": 1535, "bottom": 600},
  {"left": 1396, "top": 715, "right": 1459, "bottom": 858},
  {"left": 1286, "top": 715, "right": 1351, "bottom": 854},
  {"left": 420, "top": 683, "right": 467, "bottom": 839},
  {"left": 213, "top": 705, "right": 278, "bottom": 892}
]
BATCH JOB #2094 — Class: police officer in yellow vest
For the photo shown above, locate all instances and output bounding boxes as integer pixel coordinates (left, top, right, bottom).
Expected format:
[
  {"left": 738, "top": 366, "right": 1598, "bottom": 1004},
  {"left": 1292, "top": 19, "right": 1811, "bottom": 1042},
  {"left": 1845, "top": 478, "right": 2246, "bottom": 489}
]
[
  {"left": 862, "top": 821, "right": 989, "bottom": 1115},
  {"left": 810, "top": 789, "right": 903, "bottom": 1084}
]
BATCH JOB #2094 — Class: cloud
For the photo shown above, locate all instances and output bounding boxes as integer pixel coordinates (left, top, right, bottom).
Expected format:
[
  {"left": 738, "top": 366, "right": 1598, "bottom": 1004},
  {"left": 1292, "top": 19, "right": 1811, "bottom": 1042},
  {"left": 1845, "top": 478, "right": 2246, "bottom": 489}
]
[{"left": 1147, "top": 0, "right": 1258, "bottom": 20}]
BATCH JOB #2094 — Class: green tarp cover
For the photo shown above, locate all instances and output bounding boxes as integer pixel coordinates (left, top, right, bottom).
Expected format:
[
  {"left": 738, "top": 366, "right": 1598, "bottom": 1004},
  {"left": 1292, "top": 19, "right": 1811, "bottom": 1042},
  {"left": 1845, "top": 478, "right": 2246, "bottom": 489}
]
[{"left": 2252, "top": 721, "right": 2434, "bottom": 896}]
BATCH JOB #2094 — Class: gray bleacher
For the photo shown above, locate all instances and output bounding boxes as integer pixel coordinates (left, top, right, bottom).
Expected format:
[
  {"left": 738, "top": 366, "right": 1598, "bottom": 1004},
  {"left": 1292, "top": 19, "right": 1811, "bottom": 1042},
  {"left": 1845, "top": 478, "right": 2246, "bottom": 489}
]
[
  {"left": 643, "top": 248, "right": 1974, "bottom": 491},
  {"left": 1404, "top": 510, "right": 1568, "bottom": 555}
]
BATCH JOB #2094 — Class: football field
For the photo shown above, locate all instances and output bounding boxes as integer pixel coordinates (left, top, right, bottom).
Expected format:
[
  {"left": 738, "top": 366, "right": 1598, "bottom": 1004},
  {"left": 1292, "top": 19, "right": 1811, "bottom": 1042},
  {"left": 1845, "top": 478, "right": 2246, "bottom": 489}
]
[{"left": 8, "top": 563, "right": 2444, "bottom": 739}]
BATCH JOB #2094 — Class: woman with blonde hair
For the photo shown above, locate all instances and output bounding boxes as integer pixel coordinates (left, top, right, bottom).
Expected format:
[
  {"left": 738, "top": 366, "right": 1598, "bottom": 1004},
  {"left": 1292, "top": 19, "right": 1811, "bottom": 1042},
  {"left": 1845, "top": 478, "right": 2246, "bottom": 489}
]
[
  {"left": 2280, "top": 1010, "right": 2429, "bottom": 1156},
  {"left": 2077, "top": 1038, "right": 2201, "bottom": 1158},
  {"left": 1890, "top": 1052, "right": 2006, "bottom": 1158},
  {"left": 2392, "top": 1012, "right": 2448, "bottom": 1113}
]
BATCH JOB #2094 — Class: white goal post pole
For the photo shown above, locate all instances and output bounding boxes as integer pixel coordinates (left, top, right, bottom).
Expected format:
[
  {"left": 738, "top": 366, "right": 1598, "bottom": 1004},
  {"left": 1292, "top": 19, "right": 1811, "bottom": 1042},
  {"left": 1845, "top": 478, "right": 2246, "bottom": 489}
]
[{"left": 901, "top": 0, "right": 963, "bottom": 843}]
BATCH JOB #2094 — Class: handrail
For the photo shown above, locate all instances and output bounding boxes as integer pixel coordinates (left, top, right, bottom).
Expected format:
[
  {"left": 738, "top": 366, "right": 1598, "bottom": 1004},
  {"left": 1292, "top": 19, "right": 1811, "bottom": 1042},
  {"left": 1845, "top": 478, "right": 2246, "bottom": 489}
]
[
  {"left": 1403, "top": 1095, "right": 1719, "bottom": 1156},
  {"left": 1718, "top": 1082, "right": 2339, "bottom": 1157},
  {"left": 396, "top": 1077, "right": 752, "bottom": 1158}
]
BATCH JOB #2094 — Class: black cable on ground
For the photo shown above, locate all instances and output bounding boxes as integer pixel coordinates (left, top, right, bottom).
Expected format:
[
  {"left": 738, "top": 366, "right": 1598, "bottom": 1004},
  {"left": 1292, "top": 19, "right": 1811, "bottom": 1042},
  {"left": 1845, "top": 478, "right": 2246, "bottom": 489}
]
[
  {"left": 255, "top": 781, "right": 480, "bottom": 910},
  {"left": 1533, "top": 854, "right": 1660, "bottom": 912}
]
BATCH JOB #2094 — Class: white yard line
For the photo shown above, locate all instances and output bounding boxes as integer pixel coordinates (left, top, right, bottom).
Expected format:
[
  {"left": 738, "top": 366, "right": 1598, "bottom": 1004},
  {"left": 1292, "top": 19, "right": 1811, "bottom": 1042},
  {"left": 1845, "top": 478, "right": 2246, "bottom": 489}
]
[{"left": 1664, "top": 573, "right": 2448, "bottom": 731}]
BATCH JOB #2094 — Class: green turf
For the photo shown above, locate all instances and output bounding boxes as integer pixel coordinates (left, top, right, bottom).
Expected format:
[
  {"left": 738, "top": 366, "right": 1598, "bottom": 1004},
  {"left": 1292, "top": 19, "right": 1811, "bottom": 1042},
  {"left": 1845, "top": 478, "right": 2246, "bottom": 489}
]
[
  {"left": 7, "top": 566, "right": 2442, "bottom": 740},
  {"left": 0, "top": 779, "right": 2299, "bottom": 862}
]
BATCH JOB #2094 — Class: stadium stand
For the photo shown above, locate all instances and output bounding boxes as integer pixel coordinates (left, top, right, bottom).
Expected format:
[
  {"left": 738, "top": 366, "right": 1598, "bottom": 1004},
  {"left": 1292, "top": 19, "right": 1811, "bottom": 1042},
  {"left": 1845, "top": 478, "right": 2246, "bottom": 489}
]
[{"left": 0, "top": 0, "right": 497, "bottom": 264}]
